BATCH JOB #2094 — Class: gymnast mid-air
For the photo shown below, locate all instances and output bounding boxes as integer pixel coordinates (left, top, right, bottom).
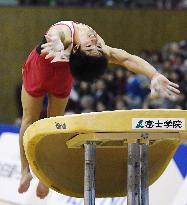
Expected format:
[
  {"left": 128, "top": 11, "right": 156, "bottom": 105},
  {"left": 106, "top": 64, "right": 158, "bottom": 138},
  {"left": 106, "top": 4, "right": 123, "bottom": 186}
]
[{"left": 18, "top": 20, "right": 180, "bottom": 198}]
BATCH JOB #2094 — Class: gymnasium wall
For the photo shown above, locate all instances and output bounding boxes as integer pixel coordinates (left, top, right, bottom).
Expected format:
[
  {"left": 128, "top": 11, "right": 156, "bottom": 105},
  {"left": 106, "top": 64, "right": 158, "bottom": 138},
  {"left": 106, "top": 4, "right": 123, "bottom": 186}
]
[{"left": 1, "top": 7, "right": 187, "bottom": 123}]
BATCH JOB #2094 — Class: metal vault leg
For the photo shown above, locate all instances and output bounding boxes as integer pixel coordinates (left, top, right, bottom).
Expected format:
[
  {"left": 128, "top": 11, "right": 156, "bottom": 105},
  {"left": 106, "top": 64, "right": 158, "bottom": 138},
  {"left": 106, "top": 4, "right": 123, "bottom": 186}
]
[
  {"left": 84, "top": 142, "right": 96, "bottom": 205},
  {"left": 128, "top": 143, "right": 141, "bottom": 205},
  {"left": 127, "top": 142, "right": 149, "bottom": 205},
  {"left": 140, "top": 144, "right": 149, "bottom": 205}
]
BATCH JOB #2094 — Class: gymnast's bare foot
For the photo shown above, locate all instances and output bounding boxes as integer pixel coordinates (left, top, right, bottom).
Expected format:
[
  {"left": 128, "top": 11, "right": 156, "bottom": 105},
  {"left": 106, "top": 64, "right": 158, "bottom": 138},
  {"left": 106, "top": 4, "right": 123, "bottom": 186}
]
[
  {"left": 36, "top": 181, "right": 49, "bottom": 199},
  {"left": 18, "top": 168, "right": 33, "bottom": 193}
]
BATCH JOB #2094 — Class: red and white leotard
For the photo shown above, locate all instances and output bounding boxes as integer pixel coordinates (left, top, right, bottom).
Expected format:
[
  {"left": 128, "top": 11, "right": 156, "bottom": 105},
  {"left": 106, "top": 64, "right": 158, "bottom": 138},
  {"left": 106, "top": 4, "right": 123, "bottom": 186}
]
[{"left": 22, "top": 21, "right": 75, "bottom": 98}]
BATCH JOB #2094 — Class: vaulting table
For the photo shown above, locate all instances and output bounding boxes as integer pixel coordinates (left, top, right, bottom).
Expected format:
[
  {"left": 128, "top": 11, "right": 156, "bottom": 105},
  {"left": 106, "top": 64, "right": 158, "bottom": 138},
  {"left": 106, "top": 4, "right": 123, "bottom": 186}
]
[{"left": 23, "top": 109, "right": 187, "bottom": 205}]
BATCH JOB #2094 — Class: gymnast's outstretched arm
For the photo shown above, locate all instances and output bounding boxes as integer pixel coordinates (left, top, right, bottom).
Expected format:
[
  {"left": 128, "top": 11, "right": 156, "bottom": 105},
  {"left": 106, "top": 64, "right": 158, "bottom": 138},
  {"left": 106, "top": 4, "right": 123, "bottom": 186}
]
[
  {"left": 104, "top": 46, "right": 180, "bottom": 98},
  {"left": 105, "top": 46, "right": 158, "bottom": 78}
]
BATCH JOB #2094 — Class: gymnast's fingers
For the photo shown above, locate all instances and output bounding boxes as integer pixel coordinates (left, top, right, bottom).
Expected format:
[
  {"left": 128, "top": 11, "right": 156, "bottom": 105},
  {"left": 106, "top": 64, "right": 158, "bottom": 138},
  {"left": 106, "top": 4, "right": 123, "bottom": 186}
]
[
  {"left": 41, "top": 42, "right": 53, "bottom": 48},
  {"left": 45, "top": 51, "right": 55, "bottom": 59},
  {"left": 51, "top": 57, "right": 60, "bottom": 63},
  {"left": 167, "top": 85, "right": 180, "bottom": 94},
  {"left": 51, "top": 55, "right": 69, "bottom": 63},
  {"left": 165, "top": 88, "right": 180, "bottom": 99},
  {"left": 169, "top": 81, "right": 179, "bottom": 88},
  {"left": 41, "top": 47, "right": 52, "bottom": 54}
]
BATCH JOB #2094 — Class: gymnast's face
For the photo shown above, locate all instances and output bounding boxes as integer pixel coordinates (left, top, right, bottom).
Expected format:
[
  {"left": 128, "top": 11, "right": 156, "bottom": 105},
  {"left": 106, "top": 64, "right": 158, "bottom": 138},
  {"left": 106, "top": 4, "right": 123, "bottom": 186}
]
[{"left": 77, "top": 30, "right": 103, "bottom": 56}]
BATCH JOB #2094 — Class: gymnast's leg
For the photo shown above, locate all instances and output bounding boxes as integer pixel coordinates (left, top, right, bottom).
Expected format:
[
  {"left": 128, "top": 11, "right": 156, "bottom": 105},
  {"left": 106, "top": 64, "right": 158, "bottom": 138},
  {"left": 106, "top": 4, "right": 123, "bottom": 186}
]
[
  {"left": 18, "top": 86, "right": 44, "bottom": 194},
  {"left": 36, "top": 94, "right": 69, "bottom": 199}
]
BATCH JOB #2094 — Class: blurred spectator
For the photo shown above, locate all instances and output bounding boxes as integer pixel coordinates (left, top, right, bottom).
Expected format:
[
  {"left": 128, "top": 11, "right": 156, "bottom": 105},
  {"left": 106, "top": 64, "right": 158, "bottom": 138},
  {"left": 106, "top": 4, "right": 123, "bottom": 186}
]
[
  {"left": 143, "top": 95, "right": 165, "bottom": 109},
  {"left": 93, "top": 79, "right": 113, "bottom": 109},
  {"left": 178, "top": 0, "right": 187, "bottom": 8},
  {"left": 114, "top": 95, "right": 127, "bottom": 110},
  {"left": 124, "top": 72, "right": 149, "bottom": 109},
  {"left": 115, "top": 68, "right": 126, "bottom": 95},
  {"left": 103, "top": 70, "right": 117, "bottom": 95},
  {"left": 95, "top": 101, "right": 107, "bottom": 112},
  {"left": 80, "top": 95, "right": 94, "bottom": 112},
  {"left": 133, "top": 0, "right": 155, "bottom": 7},
  {"left": 156, "top": 0, "right": 181, "bottom": 9}
]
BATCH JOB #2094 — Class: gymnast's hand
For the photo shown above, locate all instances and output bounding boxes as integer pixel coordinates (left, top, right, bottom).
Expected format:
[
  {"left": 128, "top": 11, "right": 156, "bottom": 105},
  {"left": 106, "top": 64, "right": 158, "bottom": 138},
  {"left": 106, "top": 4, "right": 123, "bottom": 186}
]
[
  {"left": 41, "top": 35, "right": 70, "bottom": 63},
  {"left": 150, "top": 73, "right": 180, "bottom": 99}
]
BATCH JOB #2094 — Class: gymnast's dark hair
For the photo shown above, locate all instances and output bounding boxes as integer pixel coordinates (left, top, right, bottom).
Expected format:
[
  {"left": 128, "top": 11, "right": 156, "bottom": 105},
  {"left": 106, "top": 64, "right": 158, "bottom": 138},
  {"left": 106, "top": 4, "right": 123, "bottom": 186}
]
[{"left": 69, "top": 47, "right": 108, "bottom": 82}]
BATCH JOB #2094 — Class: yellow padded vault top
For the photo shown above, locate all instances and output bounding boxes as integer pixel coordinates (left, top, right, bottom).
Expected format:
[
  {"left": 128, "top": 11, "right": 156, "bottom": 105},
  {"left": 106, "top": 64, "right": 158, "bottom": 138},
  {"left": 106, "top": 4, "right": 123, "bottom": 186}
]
[{"left": 23, "top": 109, "right": 187, "bottom": 198}]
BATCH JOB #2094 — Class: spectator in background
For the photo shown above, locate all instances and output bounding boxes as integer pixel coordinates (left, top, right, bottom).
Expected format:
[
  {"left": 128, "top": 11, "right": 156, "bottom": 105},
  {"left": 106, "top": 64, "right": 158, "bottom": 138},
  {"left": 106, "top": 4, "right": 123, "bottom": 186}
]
[
  {"left": 114, "top": 95, "right": 127, "bottom": 110},
  {"left": 103, "top": 70, "right": 117, "bottom": 95},
  {"left": 95, "top": 101, "right": 107, "bottom": 112},
  {"left": 124, "top": 72, "right": 149, "bottom": 109},
  {"left": 93, "top": 79, "right": 115, "bottom": 110},
  {"left": 149, "top": 50, "right": 163, "bottom": 71},
  {"left": 80, "top": 95, "right": 94, "bottom": 112},
  {"left": 156, "top": 0, "right": 182, "bottom": 9},
  {"left": 178, "top": 0, "right": 187, "bottom": 8},
  {"left": 143, "top": 95, "right": 165, "bottom": 109},
  {"left": 115, "top": 68, "right": 126, "bottom": 95}
]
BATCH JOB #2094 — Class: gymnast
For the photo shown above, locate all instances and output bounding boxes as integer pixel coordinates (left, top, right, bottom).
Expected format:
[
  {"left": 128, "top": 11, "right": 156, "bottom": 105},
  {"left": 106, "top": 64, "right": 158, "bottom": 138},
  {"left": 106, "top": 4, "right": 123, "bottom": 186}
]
[{"left": 18, "top": 20, "right": 180, "bottom": 198}]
